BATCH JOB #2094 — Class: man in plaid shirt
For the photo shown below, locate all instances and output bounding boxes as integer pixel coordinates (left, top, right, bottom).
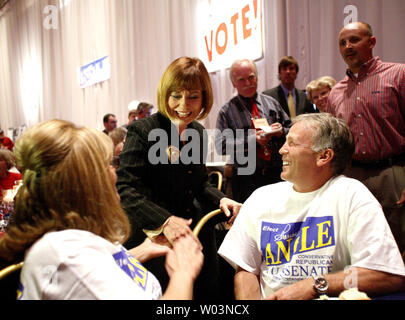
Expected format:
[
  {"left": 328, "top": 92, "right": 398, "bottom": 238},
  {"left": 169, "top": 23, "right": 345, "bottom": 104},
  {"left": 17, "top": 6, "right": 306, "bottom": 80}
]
[{"left": 326, "top": 21, "right": 405, "bottom": 255}]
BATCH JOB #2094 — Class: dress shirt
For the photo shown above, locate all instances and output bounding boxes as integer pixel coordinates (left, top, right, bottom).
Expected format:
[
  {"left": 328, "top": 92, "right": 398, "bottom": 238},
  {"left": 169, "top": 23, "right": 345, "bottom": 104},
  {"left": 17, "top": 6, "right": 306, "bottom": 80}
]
[
  {"left": 280, "top": 84, "right": 297, "bottom": 106},
  {"left": 326, "top": 57, "right": 405, "bottom": 161},
  {"left": 215, "top": 92, "right": 291, "bottom": 170},
  {"left": 263, "top": 85, "right": 318, "bottom": 117}
]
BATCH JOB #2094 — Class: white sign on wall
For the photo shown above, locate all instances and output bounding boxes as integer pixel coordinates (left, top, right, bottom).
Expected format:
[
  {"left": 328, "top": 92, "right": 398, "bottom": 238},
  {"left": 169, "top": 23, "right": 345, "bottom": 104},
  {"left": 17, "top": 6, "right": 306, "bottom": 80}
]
[
  {"left": 198, "top": 0, "right": 263, "bottom": 73},
  {"left": 79, "top": 56, "right": 111, "bottom": 88}
]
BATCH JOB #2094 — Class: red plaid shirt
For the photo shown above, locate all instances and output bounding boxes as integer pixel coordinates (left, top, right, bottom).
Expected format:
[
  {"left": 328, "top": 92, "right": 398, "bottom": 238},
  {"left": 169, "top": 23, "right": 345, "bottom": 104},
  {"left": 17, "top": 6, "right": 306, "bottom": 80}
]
[{"left": 326, "top": 57, "right": 405, "bottom": 161}]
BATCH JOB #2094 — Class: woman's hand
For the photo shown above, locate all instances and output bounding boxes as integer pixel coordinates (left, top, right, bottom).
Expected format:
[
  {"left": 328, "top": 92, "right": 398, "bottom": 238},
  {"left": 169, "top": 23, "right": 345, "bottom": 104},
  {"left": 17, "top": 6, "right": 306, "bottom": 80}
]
[
  {"left": 128, "top": 237, "right": 170, "bottom": 263},
  {"left": 219, "top": 197, "right": 242, "bottom": 226},
  {"left": 161, "top": 234, "right": 204, "bottom": 300},
  {"left": 163, "top": 216, "right": 201, "bottom": 248},
  {"left": 165, "top": 234, "right": 204, "bottom": 282}
]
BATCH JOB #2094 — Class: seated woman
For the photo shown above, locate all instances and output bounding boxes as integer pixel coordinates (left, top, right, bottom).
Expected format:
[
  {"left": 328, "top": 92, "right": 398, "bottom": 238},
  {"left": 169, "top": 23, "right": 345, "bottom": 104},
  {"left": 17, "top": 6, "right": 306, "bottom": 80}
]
[
  {"left": 109, "top": 126, "right": 127, "bottom": 167},
  {"left": 0, "top": 119, "right": 203, "bottom": 300},
  {"left": 306, "top": 76, "right": 336, "bottom": 112},
  {"left": 116, "top": 57, "right": 241, "bottom": 300},
  {"left": 0, "top": 129, "right": 14, "bottom": 151},
  {"left": 0, "top": 149, "right": 22, "bottom": 196}
]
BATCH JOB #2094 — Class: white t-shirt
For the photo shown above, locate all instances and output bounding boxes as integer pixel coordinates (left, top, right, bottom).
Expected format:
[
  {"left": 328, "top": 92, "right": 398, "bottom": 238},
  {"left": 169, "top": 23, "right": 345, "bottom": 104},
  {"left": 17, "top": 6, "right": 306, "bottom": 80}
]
[
  {"left": 18, "top": 229, "right": 162, "bottom": 300},
  {"left": 218, "top": 175, "right": 405, "bottom": 298}
]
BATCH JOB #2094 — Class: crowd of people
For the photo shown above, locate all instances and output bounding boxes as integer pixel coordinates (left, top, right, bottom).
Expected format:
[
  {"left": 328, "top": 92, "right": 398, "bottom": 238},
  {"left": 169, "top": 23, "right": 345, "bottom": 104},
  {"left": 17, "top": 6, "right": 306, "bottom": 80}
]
[{"left": 0, "top": 21, "right": 404, "bottom": 301}]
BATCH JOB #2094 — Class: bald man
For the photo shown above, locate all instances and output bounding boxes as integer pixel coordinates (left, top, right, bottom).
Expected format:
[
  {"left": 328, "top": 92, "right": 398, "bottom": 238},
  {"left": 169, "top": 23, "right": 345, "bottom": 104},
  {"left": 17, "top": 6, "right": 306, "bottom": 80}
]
[{"left": 326, "top": 22, "right": 405, "bottom": 255}]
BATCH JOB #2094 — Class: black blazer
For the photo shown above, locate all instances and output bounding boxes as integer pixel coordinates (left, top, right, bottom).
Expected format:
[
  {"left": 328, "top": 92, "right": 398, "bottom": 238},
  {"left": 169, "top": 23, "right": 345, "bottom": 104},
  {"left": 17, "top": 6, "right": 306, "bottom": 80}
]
[
  {"left": 116, "top": 112, "right": 225, "bottom": 247},
  {"left": 263, "top": 85, "right": 318, "bottom": 117}
]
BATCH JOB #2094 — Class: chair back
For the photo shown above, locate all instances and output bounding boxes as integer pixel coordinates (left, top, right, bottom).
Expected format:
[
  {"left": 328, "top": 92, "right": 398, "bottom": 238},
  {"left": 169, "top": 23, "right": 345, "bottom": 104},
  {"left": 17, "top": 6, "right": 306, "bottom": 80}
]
[
  {"left": 0, "top": 262, "right": 23, "bottom": 300},
  {"left": 208, "top": 171, "right": 223, "bottom": 191},
  {"left": 192, "top": 209, "right": 223, "bottom": 237}
]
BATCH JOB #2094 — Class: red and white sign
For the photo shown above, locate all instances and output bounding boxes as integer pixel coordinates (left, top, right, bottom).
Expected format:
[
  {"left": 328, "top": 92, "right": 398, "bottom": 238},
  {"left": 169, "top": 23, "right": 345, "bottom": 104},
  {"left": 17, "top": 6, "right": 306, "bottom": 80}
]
[{"left": 198, "top": 0, "right": 263, "bottom": 73}]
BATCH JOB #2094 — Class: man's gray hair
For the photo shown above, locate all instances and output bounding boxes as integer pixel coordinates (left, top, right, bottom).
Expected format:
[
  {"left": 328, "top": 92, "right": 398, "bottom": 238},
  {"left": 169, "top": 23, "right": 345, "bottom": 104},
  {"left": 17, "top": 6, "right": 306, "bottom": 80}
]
[
  {"left": 293, "top": 113, "right": 355, "bottom": 175},
  {"left": 229, "top": 59, "right": 258, "bottom": 82}
]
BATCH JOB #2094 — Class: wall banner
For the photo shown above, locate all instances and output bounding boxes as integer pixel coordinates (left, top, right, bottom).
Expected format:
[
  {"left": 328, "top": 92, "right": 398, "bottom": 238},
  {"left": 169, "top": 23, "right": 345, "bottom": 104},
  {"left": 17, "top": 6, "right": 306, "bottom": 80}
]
[{"left": 79, "top": 55, "right": 110, "bottom": 88}]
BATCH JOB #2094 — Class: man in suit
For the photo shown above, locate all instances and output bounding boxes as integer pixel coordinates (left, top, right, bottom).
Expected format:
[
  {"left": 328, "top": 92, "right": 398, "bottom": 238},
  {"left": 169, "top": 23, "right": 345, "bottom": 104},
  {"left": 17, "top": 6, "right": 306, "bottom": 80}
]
[{"left": 263, "top": 56, "right": 317, "bottom": 118}]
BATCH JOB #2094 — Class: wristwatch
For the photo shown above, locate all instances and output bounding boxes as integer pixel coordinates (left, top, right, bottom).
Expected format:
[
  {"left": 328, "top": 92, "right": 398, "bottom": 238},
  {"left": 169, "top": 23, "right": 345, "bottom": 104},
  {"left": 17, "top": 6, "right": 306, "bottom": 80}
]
[{"left": 313, "top": 275, "right": 329, "bottom": 296}]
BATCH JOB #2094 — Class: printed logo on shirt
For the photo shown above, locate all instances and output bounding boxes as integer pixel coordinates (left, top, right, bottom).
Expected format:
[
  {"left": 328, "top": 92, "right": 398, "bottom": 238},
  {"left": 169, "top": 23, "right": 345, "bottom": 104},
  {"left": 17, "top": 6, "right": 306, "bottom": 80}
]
[
  {"left": 113, "top": 248, "right": 148, "bottom": 290},
  {"left": 16, "top": 283, "right": 24, "bottom": 300},
  {"left": 260, "top": 216, "right": 335, "bottom": 266}
]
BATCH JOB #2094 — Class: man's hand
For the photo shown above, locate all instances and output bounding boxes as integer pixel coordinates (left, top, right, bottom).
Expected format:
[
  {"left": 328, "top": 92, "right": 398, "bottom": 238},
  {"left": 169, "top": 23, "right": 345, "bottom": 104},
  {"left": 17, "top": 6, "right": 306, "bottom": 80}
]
[
  {"left": 219, "top": 197, "right": 242, "bottom": 226},
  {"left": 396, "top": 188, "right": 405, "bottom": 205},
  {"left": 265, "top": 278, "right": 316, "bottom": 300},
  {"left": 255, "top": 122, "right": 283, "bottom": 146}
]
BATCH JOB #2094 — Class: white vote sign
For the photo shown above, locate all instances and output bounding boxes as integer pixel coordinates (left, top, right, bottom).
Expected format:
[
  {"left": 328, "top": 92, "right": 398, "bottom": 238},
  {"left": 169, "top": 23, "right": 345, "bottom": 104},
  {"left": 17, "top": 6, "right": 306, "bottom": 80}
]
[{"left": 198, "top": 0, "right": 263, "bottom": 73}]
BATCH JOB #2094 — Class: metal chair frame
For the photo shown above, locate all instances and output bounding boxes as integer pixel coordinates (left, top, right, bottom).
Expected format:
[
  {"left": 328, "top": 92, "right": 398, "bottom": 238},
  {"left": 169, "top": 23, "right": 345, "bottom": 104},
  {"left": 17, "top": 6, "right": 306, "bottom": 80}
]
[
  {"left": 208, "top": 171, "right": 223, "bottom": 191},
  {"left": 0, "top": 261, "right": 23, "bottom": 280},
  {"left": 193, "top": 209, "right": 223, "bottom": 237}
]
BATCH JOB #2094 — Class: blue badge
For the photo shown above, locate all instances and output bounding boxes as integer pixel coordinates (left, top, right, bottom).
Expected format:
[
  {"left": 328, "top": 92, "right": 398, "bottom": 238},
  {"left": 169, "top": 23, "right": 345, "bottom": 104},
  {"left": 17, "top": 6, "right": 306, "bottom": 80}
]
[
  {"left": 16, "top": 283, "right": 24, "bottom": 300},
  {"left": 113, "top": 248, "right": 148, "bottom": 290}
]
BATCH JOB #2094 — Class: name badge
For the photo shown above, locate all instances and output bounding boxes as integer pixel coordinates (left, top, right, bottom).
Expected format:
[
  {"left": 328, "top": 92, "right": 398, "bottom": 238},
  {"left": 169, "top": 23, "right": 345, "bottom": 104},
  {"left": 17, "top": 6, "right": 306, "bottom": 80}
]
[
  {"left": 166, "top": 145, "right": 180, "bottom": 163},
  {"left": 252, "top": 118, "right": 270, "bottom": 130}
]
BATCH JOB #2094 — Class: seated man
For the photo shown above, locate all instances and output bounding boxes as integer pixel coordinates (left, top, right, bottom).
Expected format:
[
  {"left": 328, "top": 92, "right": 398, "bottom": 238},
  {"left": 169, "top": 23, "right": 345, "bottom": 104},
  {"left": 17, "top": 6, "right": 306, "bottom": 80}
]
[{"left": 218, "top": 113, "right": 405, "bottom": 299}]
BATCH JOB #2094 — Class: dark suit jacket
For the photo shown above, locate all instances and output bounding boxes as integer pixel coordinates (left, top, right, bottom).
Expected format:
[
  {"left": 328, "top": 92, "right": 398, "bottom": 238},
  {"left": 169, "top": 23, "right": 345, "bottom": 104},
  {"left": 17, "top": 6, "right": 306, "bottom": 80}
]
[
  {"left": 116, "top": 112, "right": 225, "bottom": 248},
  {"left": 263, "top": 85, "right": 318, "bottom": 117}
]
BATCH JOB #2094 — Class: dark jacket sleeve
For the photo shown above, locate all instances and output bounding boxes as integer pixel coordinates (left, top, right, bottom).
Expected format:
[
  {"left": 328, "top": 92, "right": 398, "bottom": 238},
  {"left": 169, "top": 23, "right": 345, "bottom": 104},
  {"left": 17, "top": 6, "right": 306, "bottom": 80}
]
[
  {"left": 116, "top": 117, "right": 171, "bottom": 232},
  {"left": 297, "top": 89, "right": 319, "bottom": 114}
]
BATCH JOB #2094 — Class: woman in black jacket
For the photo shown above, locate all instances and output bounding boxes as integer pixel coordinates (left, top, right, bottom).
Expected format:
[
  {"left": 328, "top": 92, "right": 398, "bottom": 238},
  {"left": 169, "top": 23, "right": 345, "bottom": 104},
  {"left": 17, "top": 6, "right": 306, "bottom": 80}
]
[{"left": 116, "top": 57, "right": 241, "bottom": 300}]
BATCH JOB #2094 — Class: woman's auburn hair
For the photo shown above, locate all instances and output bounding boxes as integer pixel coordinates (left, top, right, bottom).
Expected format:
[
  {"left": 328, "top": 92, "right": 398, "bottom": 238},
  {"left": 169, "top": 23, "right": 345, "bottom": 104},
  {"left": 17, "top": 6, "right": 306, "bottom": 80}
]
[
  {"left": 0, "top": 119, "right": 130, "bottom": 263},
  {"left": 157, "top": 56, "right": 213, "bottom": 121}
]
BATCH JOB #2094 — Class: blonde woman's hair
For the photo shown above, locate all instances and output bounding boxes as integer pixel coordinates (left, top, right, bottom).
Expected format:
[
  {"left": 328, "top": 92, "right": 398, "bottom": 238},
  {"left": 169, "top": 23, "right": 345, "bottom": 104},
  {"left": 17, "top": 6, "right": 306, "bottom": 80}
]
[
  {"left": 109, "top": 127, "right": 127, "bottom": 147},
  {"left": 305, "top": 80, "right": 318, "bottom": 100},
  {"left": 0, "top": 120, "right": 130, "bottom": 263},
  {"left": 306, "top": 76, "right": 337, "bottom": 101},
  {"left": 157, "top": 57, "right": 213, "bottom": 121}
]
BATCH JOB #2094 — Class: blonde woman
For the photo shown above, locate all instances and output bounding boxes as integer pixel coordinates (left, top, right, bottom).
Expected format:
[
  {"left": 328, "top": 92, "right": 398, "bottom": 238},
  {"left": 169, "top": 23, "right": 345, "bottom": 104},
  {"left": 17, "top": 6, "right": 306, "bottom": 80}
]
[
  {"left": 109, "top": 126, "right": 127, "bottom": 167},
  {"left": 0, "top": 119, "right": 203, "bottom": 300},
  {"left": 306, "top": 76, "right": 337, "bottom": 112}
]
